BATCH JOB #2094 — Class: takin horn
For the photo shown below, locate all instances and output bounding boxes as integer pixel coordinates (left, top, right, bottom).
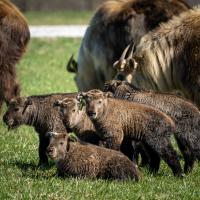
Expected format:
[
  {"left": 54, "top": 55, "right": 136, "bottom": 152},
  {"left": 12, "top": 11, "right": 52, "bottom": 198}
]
[{"left": 66, "top": 54, "right": 78, "bottom": 73}]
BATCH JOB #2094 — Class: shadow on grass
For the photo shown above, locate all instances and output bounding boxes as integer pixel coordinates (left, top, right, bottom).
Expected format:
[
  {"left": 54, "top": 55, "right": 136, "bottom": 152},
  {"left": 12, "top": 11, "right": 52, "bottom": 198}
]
[{"left": 13, "top": 160, "right": 56, "bottom": 179}]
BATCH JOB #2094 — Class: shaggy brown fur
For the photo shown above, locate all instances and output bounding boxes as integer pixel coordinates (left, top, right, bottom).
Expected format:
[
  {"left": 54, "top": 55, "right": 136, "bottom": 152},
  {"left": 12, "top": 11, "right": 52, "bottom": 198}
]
[
  {"left": 104, "top": 80, "right": 200, "bottom": 173},
  {"left": 0, "top": 0, "right": 30, "bottom": 112},
  {"left": 67, "top": 0, "right": 190, "bottom": 91},
  {"left": 114, "top": 7, "right": 200, "bottom": 106},
  {"left": 47, "top": 132, "right": 140, "bottom": 181},
  {"left": 3, "top": 93, "right": 76, "bottom": 166},
  {"left": 79, "top": 89, "right": 183, "bottom": 176}
]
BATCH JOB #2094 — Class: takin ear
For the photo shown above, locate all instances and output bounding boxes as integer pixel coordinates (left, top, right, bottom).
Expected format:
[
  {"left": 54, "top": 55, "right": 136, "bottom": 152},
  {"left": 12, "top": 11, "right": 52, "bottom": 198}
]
[
  {"left": 113, "top": 80, "right": 122, "bottom": 88},
  {"left": 53, "top": 100, "right": 62, "bottom": 107},
  {"left": 25, "top": 98, "right": 33, "bottom": 106},
  {"left": 22, "top": 98, "right": 32, "bottom": 114},
  {"left": 104, "top": 92, "right": 113, "bottom": 98},
  {"left": 9, "top": 98, "right": 17, "bottom": 105},
  {"left": 76, "top": 92, "right": 87, "bottom": 101}
]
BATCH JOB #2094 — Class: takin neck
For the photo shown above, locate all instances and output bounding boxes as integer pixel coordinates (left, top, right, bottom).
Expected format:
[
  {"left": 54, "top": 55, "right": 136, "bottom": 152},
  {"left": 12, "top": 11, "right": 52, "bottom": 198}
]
[
  {"left": 133, "top": 36, "right": 179, "bottom": 92},
  {"left": 24, "top": 102, "right": 53, "bottom": 134},
  {"left": 73, "top": 111, "right": 95, "bottom": 136}
]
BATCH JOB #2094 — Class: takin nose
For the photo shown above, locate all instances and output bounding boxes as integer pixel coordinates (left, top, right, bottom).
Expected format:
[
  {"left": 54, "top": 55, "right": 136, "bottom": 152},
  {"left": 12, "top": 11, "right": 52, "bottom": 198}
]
[
  {"left": 87, "top": 110, "right": 96, "bottom": 118},
  {"left": 47, "top": 147, "right": 55, "bottom": 155}
]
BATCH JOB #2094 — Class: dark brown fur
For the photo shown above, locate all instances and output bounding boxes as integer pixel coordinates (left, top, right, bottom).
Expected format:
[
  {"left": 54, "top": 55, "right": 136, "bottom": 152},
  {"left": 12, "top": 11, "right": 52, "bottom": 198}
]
[
  {"left": 67, "top": 0, "right": 190, "bottom": 91},
  {"left": 80, "top": 89, "right": 183, "bottom": 176},
  {"left": 104, "top": 80, "right": 200, "bottom": 173},
  {"left": 3, "top": 93, "right": 76, "bottom": 166},
  {"left": 0, "top": 0, "right": 30, "bottom": 111},
  {"left": 47, "top": 132, "right": 140, "bottom": 181}
]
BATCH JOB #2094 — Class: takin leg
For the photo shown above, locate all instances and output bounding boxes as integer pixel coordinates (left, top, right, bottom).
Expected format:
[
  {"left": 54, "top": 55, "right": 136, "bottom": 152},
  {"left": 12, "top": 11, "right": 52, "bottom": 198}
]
[
  {"left": 105, "top": 156, "right": 140, "bottom": 181},
  {"left": 133, "top": 141, "right": 150, "bottom": 167},
  {"left": 38, "top": 134, "right": 50, "bottom": 167},
  {"left": 120, "top": 139, "right": 135, "bottom": 161},
  {"left": 104, "top": 131, "right": 124, "bottom": 151},
  {"left": 175, "top": 136, "right": 196, "bottom": 174},
  {"left": 148, "top": 137, "right": 183, "bottom": 177},
  {"left": 143, "top": 143, "right": 160, "bottom": 174}
]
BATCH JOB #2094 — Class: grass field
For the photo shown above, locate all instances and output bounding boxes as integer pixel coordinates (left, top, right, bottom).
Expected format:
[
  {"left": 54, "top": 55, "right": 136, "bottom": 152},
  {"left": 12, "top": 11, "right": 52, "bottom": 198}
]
[
  {"left": 25, "top": 11, "right": 93, "bottom": 25},
  {"left": 0, "top": 38, "right": 200, "bottom": 200}
]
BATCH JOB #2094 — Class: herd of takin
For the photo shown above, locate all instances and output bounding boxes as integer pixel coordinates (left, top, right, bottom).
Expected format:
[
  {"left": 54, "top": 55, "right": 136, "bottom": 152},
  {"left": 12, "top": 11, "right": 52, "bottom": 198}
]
[{"left": 1, "top": 0, "right": 200, "bottom": 181}]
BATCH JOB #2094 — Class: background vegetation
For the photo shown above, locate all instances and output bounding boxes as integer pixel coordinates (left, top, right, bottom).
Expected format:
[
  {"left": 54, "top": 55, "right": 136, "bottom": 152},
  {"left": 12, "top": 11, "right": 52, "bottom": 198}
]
[
  {"left": 25, "top": 11, "right": 93, "bottom": 25},
  {"left": 0, "top": 38, "right": 200, "bottom": 199}
]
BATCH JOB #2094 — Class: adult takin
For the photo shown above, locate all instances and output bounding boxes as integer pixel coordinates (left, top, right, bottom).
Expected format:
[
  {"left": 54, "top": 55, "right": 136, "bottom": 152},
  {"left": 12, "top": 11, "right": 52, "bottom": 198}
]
[
  {"left": 3, "top": 93, "right": 76, "bottom": 166},
  {"left": 114, "top": 7, "right": 200, "bottom": 106},
  {"left": 104, "top": 80, "right": 200, "bottom": 173},
  {"left": 78, "top": 90, "right": 183, "bottom": 177},
  {"left": 67, "top": 0, "right": 190, "bottom": 91},
  {"left": 47, "top": 132, "right": 140, "bottom": 181},
  {"left": 0, "top": 0, "right": 30, "bottom": 113}
]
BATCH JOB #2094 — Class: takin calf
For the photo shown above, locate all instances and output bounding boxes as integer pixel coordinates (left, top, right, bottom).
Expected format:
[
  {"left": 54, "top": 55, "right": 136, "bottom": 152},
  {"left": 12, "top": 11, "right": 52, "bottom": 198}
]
[
  {"left": 78, "top": 90, "right": 183, "bottom": 177},
  {"left": 67, "top": 0, "right": 190, "bottom": 91},
  {"left": 47, "top": 132, "right": 140, "bottom": 181},
  {"left": 114, "top": 7, "right": 200, "bottom": 106},
  {"left": 54, "top": 97, "right": 101, "bottom": 145},
  {"left": 3, "top": 93, "right": 76, "bottom": 166},
  {"left": 104, "top": 80, "right": 200, "bottom": 173},
  {"left": 0, "top": 0, "right": 30, "bottom": 112}
]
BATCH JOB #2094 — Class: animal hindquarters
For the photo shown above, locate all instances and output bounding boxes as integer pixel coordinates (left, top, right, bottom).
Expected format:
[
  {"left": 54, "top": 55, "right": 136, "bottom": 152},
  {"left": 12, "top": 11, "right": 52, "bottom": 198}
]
[
  {"left": 104, "top": 155, "right": 140, "bottom": 181},
  {"left": 146, "top": 136, "right": 182, "bottom": 176}
]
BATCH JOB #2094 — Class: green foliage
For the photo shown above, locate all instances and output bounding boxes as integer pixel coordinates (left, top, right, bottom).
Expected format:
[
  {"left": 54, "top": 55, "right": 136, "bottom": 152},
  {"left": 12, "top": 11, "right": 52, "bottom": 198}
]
[
  {"left": 0, "top": 39, "right": 200, "bottom": 200},
  {"left": 25, "top": 11, "right": 94, "bottom": 25}
]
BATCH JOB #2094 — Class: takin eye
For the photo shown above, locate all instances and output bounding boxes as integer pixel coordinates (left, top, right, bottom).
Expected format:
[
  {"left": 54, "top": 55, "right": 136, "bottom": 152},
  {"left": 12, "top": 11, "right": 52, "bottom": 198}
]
[
  {"left": 72, "top": 109, "right": 76, "bottom": 112},
  {"left": 14, "top": 107, "right": 19, "bottom": 112},
  {"left": 98, "top": 100, "right": 102, "bottom": 104},
  {"left": 60, "top": 141, "right": 64, "bottom": 145},
  {"left": 117, "top": 74, "right": 124, "bottom": 81}
]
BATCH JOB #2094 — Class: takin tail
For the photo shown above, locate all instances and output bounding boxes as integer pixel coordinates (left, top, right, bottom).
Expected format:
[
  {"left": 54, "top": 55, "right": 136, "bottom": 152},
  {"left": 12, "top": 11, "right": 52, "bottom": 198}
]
[{"left": 66, "top": 54, "right": 78, "bottom": 73}]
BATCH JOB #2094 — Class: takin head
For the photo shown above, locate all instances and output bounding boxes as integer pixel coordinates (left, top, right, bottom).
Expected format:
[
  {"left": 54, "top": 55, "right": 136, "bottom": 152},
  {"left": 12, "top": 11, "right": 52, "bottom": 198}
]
[
  {"left": 3, "top": 97, "right": 32, "bottom": 129},
  {"left": 54, "top": 97, "right": 84, "bottom": 129},
  {"left": 77, "top": 90, "right": 113, "bottom": 120},
  {"left": 113, "top": 41, "right": 140, "bottom": 83},
  {"left": 47, "top": 132, "right": 69, "bottom": 161},
  {"left": 104, "top": 80, "right": 137, "bottom": 95}
]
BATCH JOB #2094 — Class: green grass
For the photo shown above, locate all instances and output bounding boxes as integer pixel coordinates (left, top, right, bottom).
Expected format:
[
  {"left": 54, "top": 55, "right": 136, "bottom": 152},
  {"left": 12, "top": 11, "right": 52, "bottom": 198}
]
[
  {"left": 0, "top": 38, "right": 200, "bottom": 199},
  {"left": 24, "top": 11, "right": 94, "bottom": 25}
]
